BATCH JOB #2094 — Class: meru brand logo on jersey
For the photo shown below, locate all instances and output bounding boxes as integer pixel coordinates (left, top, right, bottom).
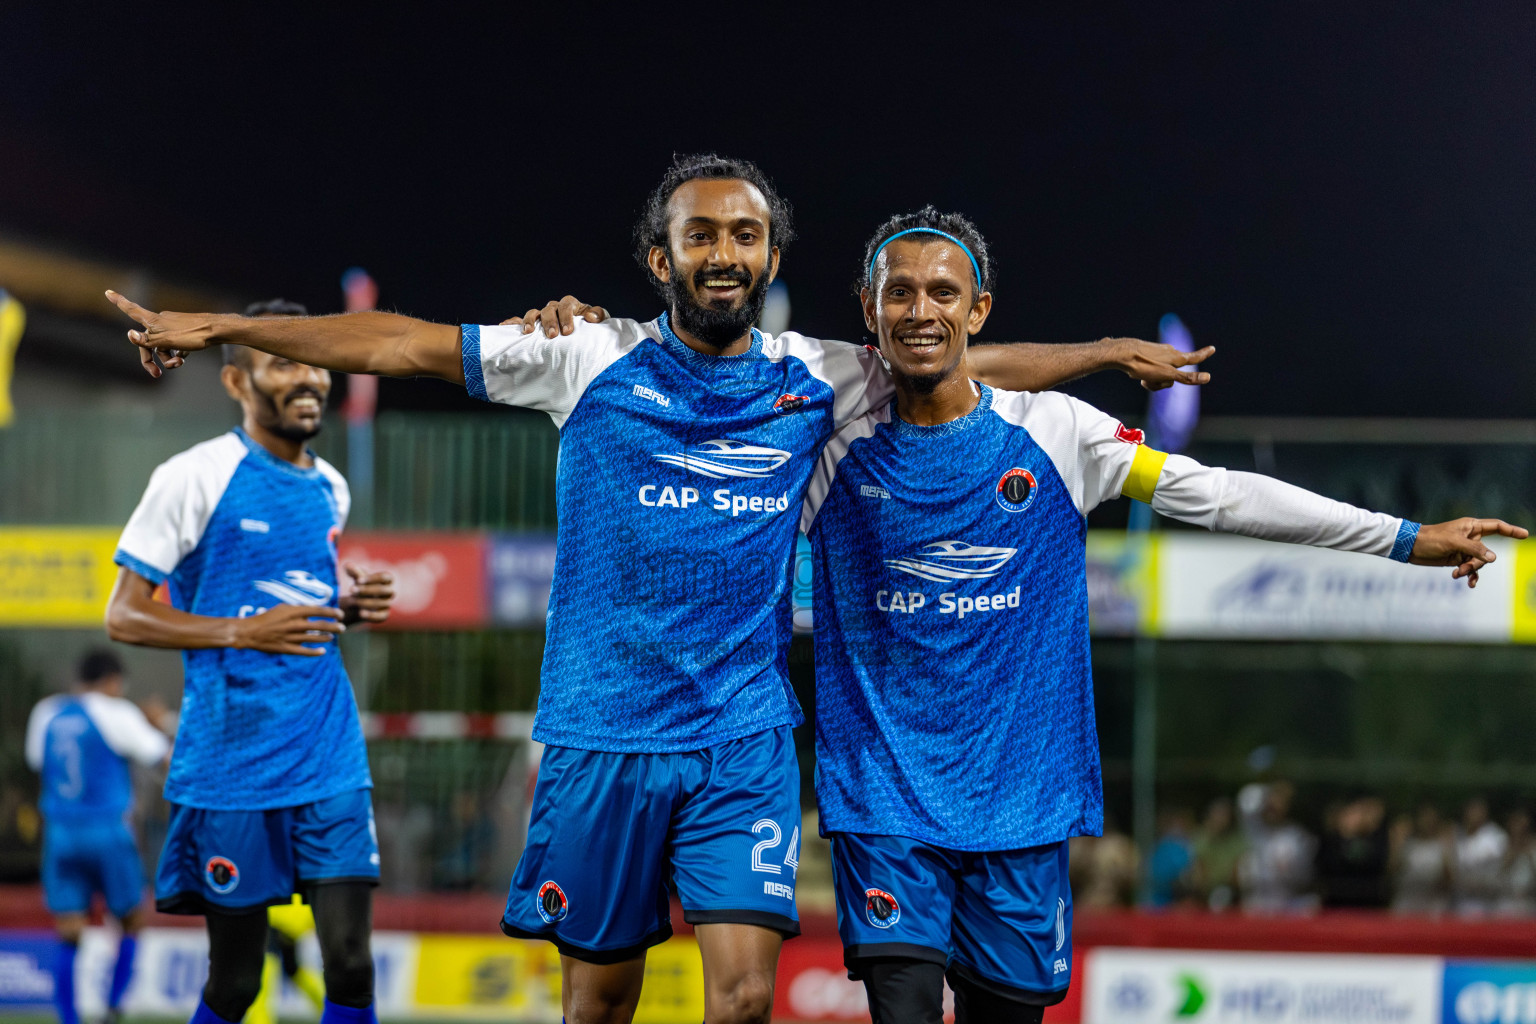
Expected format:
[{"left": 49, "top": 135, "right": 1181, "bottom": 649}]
[
  {"left": 642, "top": 438, "right": 793, "bottom": 517},
  {"left": 880, "top": 540, "right": 1020, "bottom": 619},
  {"left": 632, "top": 384, "right": 671, "bottom": 407},
  {"left": 653, "top": 439, "right": 789, "bottom": 479},
  {"left": 864, "top": 888, "right": 901, "bottom": 929}
]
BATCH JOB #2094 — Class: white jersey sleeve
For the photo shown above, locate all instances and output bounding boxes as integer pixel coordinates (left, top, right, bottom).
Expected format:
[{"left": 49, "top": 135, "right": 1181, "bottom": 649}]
[
  {"left": 115, "top": 433, "right": 248, "bottom": 584},
  {"left": 993, "top": 388, "right": 1412, "bottom": 558},
  {"left": 461, "top": 318, "right": 652, "bottom": 429},
  {"left": 315, "top": 458, "right": 352, "bottom": 532},
  {"left": 80, "top": 692, "right": 170, "bottom": 765},
  {"left": 24, "top": 695, "right": 65, "bottom": 772},
  {"left": 767, "top": 333, "right": 895, "bottom": 429}
]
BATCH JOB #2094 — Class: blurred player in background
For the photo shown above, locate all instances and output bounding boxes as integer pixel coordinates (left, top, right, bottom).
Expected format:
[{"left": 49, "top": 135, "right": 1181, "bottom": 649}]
[
  {"left": 108, "top": 155, "right": 1208, "bottom": 1024},
  {"left": 104, "top": 299, "right": 395, "bottom": 1024},
  {"left": 244, "top": 896, "right": 326, "bottom": 1024},
  {"left": 25, "top": 649, "right": 170, "bottom": 1024},
  {"left": 799, "top": 209, "right": 1526, "bottom": 1023}
]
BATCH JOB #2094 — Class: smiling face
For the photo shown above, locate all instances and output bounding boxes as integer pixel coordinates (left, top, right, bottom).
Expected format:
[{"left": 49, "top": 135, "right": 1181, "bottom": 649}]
[
  {"left": 223, "top": 349, "right": 332, "bottom": 442},
  {"left": 863, "top": 237, "right": 992, "bottom": 392},
  {"left": 647, "top": 177, "right": 780, "bottom": 348}
]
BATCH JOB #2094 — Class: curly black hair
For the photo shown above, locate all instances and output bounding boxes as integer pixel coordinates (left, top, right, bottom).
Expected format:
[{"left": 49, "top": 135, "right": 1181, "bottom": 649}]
[
  {"left": 633, "top": 153, "right": 795, "bottom": 294},
  {"left": 859, "top": 205, "right": 995, "bottom": 300}
]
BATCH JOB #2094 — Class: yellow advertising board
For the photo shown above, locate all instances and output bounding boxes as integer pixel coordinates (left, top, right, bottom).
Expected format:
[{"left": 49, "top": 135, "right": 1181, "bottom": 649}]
[
  {"left": 413, "top": 934, "right": 703, "bottom": 1022},
  {"left": 0, "top": 527, "right": 120, "bottom": 626},
  {"left": 1509, "top": 539, "right": 1536, "bottom": 644}
]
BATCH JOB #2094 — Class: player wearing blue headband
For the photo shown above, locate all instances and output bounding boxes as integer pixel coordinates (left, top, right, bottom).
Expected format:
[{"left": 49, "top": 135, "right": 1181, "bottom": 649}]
[{"left": 798, "top": 207, "right": 1524, "bottom": 1022}]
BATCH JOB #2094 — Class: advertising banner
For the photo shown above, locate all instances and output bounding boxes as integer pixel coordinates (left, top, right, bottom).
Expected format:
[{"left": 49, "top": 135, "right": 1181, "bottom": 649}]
[
  {"left": 1084, "top": 948, "right": 1442, "bottom": 1024},
  {"left": 1442, "top": 961, "right": 1536, "bottom": 1024},
  {"left": 337, "top": 532, "right": 488, "bottom": 629},
  {"left": 0, "top": 527, "right": 120, "bottom": 626},
  {"left": 0, "top": 930, "right": 56, "bottom": 1010},
  {"left": 773, "top": 938, "right": 871, "bottom": 1021},
  {"left": 488, "top": 534, "right": 556, "bottom": 627},
  {"left": 1153, "top": 534, "right": 1514, "bottom": 642}
]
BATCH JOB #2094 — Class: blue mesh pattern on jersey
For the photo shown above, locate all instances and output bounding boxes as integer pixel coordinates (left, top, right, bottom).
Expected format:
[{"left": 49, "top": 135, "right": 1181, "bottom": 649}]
[
  {"left": 462, "top": 324, "right": 487, "bottom": 400},
  {"left": 121, "top": 431, "right": 371, "bottom": 810},
  {"left": 530, "top": 315, "right": 838, "bottom": 752},
  {"left": 809, "top": 386, "right": 1103, "bottom": 850},
  {"left": 40, "top": 701, "right": 134, "bottom": 823}
]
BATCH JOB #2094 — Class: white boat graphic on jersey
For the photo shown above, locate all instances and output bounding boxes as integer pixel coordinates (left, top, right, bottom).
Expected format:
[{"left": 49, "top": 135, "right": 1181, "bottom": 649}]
[
  {"left": 885, "top": 540, "right": 1018, "bottom": 582},
  {"left": 654, "top": 439, "right": 791, "bottom": 479},
  {"left": 253, "top": 570, "right": 336, "bottom": 605}
]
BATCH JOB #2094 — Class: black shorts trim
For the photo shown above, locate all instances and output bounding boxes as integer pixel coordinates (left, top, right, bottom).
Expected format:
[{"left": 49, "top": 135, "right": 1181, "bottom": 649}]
[
  {"left": 296, "top": 875, "right": 380, "bottom": 895},
  {"left": 500, "top": 919, "right": 673, "bottom": 965},
  {"left": 682, "top": 907, "right": 800, "bottom": 939},
  {"left": 155, "top": 891, "right": 287, "bottom": 917},
  {"left": 946, "top": 961, "right": 1068, "bottom": 1007},
  {"left": 844, "top": 942, "right": 949, "bottom": 977}
]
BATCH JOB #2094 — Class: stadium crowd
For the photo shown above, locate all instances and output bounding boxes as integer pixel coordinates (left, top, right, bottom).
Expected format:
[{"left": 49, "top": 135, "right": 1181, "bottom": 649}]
[{"left": 1071, "top": 781, "right": 1536, "bottom": 916}]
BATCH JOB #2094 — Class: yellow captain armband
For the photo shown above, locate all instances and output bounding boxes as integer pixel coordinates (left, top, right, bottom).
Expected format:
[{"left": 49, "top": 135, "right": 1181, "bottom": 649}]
[{"left": 1122, "top": 444, "right": 1169, "bottom": 504}]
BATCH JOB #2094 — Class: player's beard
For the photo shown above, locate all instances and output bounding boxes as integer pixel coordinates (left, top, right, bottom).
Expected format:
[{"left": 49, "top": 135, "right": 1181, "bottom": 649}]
[
  {"left": 667, "top": 262, "right": 771, "bottom": 349},
  {"left": 252, "top": 380, "right": 327, "bottom": 442}
]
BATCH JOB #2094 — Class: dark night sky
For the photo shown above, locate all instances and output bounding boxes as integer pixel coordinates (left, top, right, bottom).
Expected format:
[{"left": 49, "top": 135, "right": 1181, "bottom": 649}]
[{"left": 2, "top": 4, "right": 1534, "bottom": 417}]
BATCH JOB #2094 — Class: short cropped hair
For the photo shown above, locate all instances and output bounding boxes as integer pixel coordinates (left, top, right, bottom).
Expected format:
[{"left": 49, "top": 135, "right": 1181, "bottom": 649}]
[
  {"left": 78, "top": 649, "right": 124, "bottom": 685},
  {"left": 633, "top": 153, "right": 796, "bottom": 294},
  {"left": 227, "top": 298, "right": 309, "bottom": 366},
  {"left": 859, "top": 205, "right": 996, "bottom": 300}
]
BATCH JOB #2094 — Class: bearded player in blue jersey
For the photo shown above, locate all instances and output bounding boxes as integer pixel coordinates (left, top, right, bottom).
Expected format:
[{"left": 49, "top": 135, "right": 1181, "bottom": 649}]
[
  {"left": 797, "top": 209, "right": 1526, "bottom": 1023},
  {"left": 103, "top": 299, "right": 396, "bottom": 1024},
  {"left": 108, "top": 155, "right": 1209, "bottom": 1024},
  {"left": 27, "top": 650, "right": 170, "bottom": 1024}
]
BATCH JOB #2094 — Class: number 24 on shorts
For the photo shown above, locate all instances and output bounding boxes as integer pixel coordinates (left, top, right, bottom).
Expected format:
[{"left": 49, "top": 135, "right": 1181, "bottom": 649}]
[{"left": 751, "top": 818, "right": 800, "bottom": 876}]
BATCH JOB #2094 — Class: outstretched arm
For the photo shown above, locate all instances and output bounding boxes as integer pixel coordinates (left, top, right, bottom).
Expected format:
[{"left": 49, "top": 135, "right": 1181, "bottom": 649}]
[
  {"left": 105, "top": 567, "right": 345, "bottom": 655},
  {"left": 969, "top": 338, "right": 1215, "bottom": 393},
  {"left": 106, "top": 291, "right": 463, "bottom": 381},
  {"left": 1139, "top": 450, "right": 1526, "bottom": 586}
]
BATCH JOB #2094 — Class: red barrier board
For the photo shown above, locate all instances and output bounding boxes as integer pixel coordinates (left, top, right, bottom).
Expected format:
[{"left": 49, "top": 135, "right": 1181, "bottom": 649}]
[{"left": 336, "top": 532, "right": 487, "bottom": 629}]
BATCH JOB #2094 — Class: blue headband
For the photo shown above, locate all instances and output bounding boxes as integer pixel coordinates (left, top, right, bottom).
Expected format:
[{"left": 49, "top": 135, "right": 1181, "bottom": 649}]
[{"left": 867, "top": 227, "right": 983, "bottom": 290}]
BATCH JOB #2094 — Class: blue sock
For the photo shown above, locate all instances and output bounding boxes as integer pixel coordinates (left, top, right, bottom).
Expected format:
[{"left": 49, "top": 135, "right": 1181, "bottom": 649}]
[
  {"left": 189, "top": 997, "right": 239, "bottom": 1024},
  {"left": 52, "top": 941, "right": 78, "bottom": 1024},
  {"left": 108, "top": 934, "right": 137, "bottom": 1009},
  {"left": 320, "top": 1000, "right": 377, "bottom": 1024}
]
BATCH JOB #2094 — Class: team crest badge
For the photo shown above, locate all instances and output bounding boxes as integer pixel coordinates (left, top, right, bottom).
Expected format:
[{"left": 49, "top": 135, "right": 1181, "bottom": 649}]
[
  {"left": 864, "top": 888, "right": 901, "bottom": 929},
  {"left": 995, "top": 468, "right": 1037, "bottom": 513},
  {"left": 1114, "top": 423, "right": 1145, "bottom": 445},
  {"left": 204, "top": 856, "right": 240, "bottom": 895},
  {"left": 536, "top": 880, "right": 569, "bottom": 924},
  {"left": 772, "top": 393, "right": 809, "bottom": 414}
]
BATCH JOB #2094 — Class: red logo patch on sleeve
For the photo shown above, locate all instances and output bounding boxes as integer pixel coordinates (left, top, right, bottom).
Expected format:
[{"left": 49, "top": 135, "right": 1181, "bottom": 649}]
[{"left": 1114, "top": 423, "right": 1145, "bottom": 445}]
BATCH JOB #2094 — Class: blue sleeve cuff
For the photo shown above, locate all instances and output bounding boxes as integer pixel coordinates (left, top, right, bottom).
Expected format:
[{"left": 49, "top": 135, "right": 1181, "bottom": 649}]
[
  {"left": 114, "top": 550, "right": 169, "bottom": 585},
  {"left": 1389, "top": 520, "right": 1420, "bottom": 562},
  {"left": 461, "top": 324, "right": 487, "bottom": 401}
]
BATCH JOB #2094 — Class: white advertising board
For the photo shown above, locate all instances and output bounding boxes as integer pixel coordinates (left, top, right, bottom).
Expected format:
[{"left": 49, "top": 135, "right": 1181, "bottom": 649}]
[
  {"left": 1154, "top": 534, "right": 1514, "bottom": 641},
  {"left": 1085, "top": 948, "right": 1443, "bottom": 1024}
]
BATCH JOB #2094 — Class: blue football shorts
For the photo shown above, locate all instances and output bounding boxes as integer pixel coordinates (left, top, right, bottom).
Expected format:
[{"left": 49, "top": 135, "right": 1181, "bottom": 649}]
[
  {"left": 502, "top": 726, "right": 802, "bottom": 963},
  {"left": 155, "top": 787, "right": 379, "bottom": 914},
  {"left": 831, "top": 833, "right": 1072, "bottom": 1003},
  {"left": 43, "top": 818, "right": 146, "bottom": 919}
]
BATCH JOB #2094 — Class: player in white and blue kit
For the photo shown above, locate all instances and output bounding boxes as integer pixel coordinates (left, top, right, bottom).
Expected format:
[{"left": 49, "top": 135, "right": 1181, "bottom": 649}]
[
  {"left": 27, "top": 650, "right": 170, "bottom": 1024},
  {"left": 109, "top": 156, "right": 1213, "bottom": 1024},
  {"left": 104, "top": 300, "right": 396, "bottom": 1024},
  {"left": 802, "top": 210, "right": 1527, "bottom": 1023}
]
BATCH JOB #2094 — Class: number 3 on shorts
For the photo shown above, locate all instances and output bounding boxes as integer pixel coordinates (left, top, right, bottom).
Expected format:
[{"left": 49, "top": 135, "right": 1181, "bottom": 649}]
[{"left": 750, "top": 819, "right": 800, "bottom": 877}]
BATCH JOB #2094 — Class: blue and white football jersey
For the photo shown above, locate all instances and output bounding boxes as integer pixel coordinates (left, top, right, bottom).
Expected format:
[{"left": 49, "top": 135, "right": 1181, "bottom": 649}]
[
  {"left": 462, "top": 313, "right": 887, "bottom": 752},
  {"left": 114, "top": 427, "right": 371, "bottom": 810},
  {"left": 805, "top": 383, "right": 1410, "bottom": 850},
  {"left": 26, "top": 692, "right": 169, "bottom": 823}
]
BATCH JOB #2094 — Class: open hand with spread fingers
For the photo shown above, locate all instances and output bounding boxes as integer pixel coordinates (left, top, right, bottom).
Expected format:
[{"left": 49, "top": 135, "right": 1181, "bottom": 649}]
[
  {"left": 1107, "top": 337, "right": 1217, "bottom": 391},
  {"left": 1409, "top": 517, "right": 1529, "bottom": 588}
]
